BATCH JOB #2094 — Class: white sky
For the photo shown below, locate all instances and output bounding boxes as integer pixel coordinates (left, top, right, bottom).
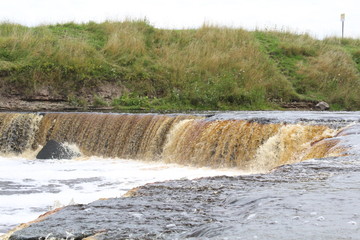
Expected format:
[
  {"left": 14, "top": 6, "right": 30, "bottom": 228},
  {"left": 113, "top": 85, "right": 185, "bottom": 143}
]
[{"left": 0, "top": 0, "right": 359, "bottom": 39}]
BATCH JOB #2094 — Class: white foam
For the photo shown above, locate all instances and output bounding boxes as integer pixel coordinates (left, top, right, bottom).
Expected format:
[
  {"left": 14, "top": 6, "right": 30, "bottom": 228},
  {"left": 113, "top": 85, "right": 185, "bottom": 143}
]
[{"left": 0, "top": 156, "right": 243, "bottom": 233}]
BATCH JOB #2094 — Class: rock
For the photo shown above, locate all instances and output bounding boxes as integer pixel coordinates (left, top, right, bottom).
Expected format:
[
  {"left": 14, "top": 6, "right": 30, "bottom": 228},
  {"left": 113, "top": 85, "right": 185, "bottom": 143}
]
[
  {"left": 315, "top": 101, "right": 330, "bottom": 111},
  {"left": 6, "top": 159, "right": 360, "bottom": 240},
  {"left": 280, "top": 101, "right": 317, "bottom": 110},
  {"left": 36, "top": 140, "right": 81, "bottom": 159},
  {"left": 0, "top": 208, "right": 63, "bottom": 240}
]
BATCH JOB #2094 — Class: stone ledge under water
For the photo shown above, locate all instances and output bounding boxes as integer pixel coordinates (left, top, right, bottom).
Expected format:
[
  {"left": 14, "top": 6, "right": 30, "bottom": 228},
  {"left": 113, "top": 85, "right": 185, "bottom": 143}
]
[{"left": 5, "top": 156, "right": 360, "bottom": 240}]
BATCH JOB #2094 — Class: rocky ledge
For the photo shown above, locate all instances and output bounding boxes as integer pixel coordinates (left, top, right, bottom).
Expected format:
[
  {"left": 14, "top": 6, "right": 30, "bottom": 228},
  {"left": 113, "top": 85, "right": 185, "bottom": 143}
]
[
  {"left": 0, "top": 90, "right": 326, "bottom": 112},
  {"left": 0, "top": 97, "right": 115, "bottom": 112},
  {"left": 4, "top": 157, "right": 360, "bottom": 240}
]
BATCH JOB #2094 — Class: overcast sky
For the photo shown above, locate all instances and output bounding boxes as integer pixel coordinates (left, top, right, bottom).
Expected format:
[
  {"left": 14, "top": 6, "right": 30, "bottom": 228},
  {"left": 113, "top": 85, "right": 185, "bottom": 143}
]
[{"left": 0, "top": 0, "right": 359, "bottom": 39}]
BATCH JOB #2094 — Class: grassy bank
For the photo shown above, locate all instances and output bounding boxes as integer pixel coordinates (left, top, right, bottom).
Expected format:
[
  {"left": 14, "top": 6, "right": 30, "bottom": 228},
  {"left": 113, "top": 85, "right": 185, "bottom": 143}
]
[{"left": 0, "top": 20, "right": 359, "bottom": 110}]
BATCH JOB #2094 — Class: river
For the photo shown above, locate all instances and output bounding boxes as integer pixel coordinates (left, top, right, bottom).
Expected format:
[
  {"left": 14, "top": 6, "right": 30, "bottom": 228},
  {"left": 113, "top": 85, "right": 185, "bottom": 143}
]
[{"left": 1, "top": 111, "right": 360, "bottom": 239}]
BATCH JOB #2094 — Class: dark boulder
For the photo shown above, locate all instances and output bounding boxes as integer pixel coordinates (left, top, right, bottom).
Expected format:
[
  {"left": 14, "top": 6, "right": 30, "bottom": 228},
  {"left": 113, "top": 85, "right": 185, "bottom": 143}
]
[{"left": 36, "top": 140, "right": 81, "bottom": 159}]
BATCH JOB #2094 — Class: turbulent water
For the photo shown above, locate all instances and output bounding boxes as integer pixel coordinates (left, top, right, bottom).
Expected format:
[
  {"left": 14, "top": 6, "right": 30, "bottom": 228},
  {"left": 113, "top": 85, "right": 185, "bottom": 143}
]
[
  {"left": 0, "top": 156, "right": 241, "bottom": 234},
  {"left": 0, "top": 112, "right": 347, "bottom": 171},
  {"left": 1, "top": 111, "right": 360, "bottom": 239}
]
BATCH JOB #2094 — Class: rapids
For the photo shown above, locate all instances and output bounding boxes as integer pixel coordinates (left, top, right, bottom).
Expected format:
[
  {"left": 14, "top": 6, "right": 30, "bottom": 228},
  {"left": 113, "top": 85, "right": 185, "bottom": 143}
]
[
  {"left": 0, "top": 156, "right": 241, "bottom": 234},
  {"left": 0, "top": 111, "right": 360, "bottom": 239}
]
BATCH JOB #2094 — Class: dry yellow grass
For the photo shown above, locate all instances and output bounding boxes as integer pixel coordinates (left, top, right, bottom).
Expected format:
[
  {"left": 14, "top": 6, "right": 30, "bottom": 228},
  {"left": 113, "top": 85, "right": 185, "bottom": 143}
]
[
  {"left": 102, "top": 21, "right": 147, "bottom": 58},
  {"left": 0, "top": 20, "right": 359, "bottom": 109}
]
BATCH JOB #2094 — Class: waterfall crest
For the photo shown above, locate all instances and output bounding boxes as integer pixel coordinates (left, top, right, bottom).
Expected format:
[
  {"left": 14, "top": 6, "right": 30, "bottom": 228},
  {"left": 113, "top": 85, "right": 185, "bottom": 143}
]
[{"left": 0, "top": 112, "right": 344, "bottom": 171}]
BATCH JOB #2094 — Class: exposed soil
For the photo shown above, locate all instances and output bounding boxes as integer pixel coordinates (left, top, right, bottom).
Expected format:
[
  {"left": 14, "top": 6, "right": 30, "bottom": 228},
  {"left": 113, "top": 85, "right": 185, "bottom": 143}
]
[
  {"left": 0, "top": 97, "right": 70, "bottom": 112},
  {"left": 0, "top": 93, "right": 318, "bottom": 112}
]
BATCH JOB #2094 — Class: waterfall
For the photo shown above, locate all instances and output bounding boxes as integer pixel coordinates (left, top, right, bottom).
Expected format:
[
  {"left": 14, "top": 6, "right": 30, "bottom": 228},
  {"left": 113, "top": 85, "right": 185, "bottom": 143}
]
[
  {"left": 0, "top": 112, "right": 344, "bottom": 171},
  {"left": 161, "top": 119, "right": 340, "bottom": 171},
  {"left": 33, "top": 113, "right": 196, "bottom": 160},
  {"left": 0, "top": 113, "right": 42, "bottom": 154}
]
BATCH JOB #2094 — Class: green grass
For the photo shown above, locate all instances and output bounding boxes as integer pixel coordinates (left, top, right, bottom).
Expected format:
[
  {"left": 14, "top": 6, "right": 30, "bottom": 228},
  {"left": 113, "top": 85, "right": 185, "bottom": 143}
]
[
  {"left": 253, "top": 31, "right": 360, "bottom": 110},
  {"left": 0, "top": 20, "right": 360, "bottom": 110}
]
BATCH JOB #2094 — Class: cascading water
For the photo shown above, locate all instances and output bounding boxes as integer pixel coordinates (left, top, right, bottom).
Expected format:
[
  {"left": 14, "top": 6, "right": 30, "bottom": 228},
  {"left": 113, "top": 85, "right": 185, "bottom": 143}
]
[
  {"left": 162, "top": 119, "right": 341, "bottom": 171},
  {"left": 0, "top": 112, "right": 345, "bottom": 171},
  {"left": 0, "top": 113, "right": 42, "bottom": 154},
  {"left": 33, "top": 113, "right": 198, "bottom": 160},
  {"left": 1, "top": 111, "right": 360, "bottom": 239}
]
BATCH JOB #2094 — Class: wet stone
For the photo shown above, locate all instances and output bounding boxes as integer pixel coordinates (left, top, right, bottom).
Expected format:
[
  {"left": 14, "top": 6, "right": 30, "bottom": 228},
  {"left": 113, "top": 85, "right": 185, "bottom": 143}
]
[
  {"left": 36, "top": 140, "right": 81, "bottom": 160},
  {"left": 8, "top": 156, "right": 360, "bottom": 240}
]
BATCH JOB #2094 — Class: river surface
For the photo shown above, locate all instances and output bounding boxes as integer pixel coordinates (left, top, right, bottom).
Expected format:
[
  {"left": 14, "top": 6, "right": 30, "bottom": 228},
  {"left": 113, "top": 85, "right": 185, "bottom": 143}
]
[
  {"left": 4, "top": 156, "right": 360, "bottom": 240},
  {"left": 1, "top": 111, "right": 360, "bottom": 239},
  {"left": 0, "top": 156, "right": 241, "bottom": 234}
]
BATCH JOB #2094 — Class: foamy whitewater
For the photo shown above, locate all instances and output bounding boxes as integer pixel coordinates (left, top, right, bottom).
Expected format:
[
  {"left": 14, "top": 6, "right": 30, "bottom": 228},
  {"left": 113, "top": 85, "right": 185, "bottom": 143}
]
[{"left": 0, "top": 156, "right": 241, "bottom": 234}]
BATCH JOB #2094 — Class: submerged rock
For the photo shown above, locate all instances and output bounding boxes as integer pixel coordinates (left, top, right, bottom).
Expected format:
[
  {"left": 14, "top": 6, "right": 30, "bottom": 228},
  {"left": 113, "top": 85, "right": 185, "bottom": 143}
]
[
  {"left": 36, "top": 140, "right": 81, "bottom": 159},
  {"left": 7, "top": 156, "right": 360, "bottom": 240}
]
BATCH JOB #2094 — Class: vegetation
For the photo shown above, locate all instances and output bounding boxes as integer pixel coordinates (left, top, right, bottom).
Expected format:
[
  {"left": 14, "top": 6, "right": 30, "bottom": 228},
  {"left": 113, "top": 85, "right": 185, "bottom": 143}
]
[{"left": 0, "top": 20, "right": 360, "bottom": 110}]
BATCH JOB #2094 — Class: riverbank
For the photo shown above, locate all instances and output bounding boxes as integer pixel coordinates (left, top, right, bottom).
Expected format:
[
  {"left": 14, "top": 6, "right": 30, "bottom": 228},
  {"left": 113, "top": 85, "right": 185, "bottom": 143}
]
[{"left": 1, "top": 20, "right": 360, "bottom": 111}]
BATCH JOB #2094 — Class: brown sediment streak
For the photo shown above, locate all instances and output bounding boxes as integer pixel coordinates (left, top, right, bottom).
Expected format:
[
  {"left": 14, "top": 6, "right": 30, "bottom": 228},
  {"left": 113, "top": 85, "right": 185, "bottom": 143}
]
[
  {"left": 0, "top": 112, "right": 347, "bottom": 171},
  {"left": 304, "top": 139, "right": 345, "bottom": 160}
]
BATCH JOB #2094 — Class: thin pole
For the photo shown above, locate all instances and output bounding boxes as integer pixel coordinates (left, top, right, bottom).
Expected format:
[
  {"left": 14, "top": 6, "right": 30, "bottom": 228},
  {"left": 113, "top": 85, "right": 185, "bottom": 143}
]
[{"left": 340, "top": 13, "right": 345, "bottom": 39}]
